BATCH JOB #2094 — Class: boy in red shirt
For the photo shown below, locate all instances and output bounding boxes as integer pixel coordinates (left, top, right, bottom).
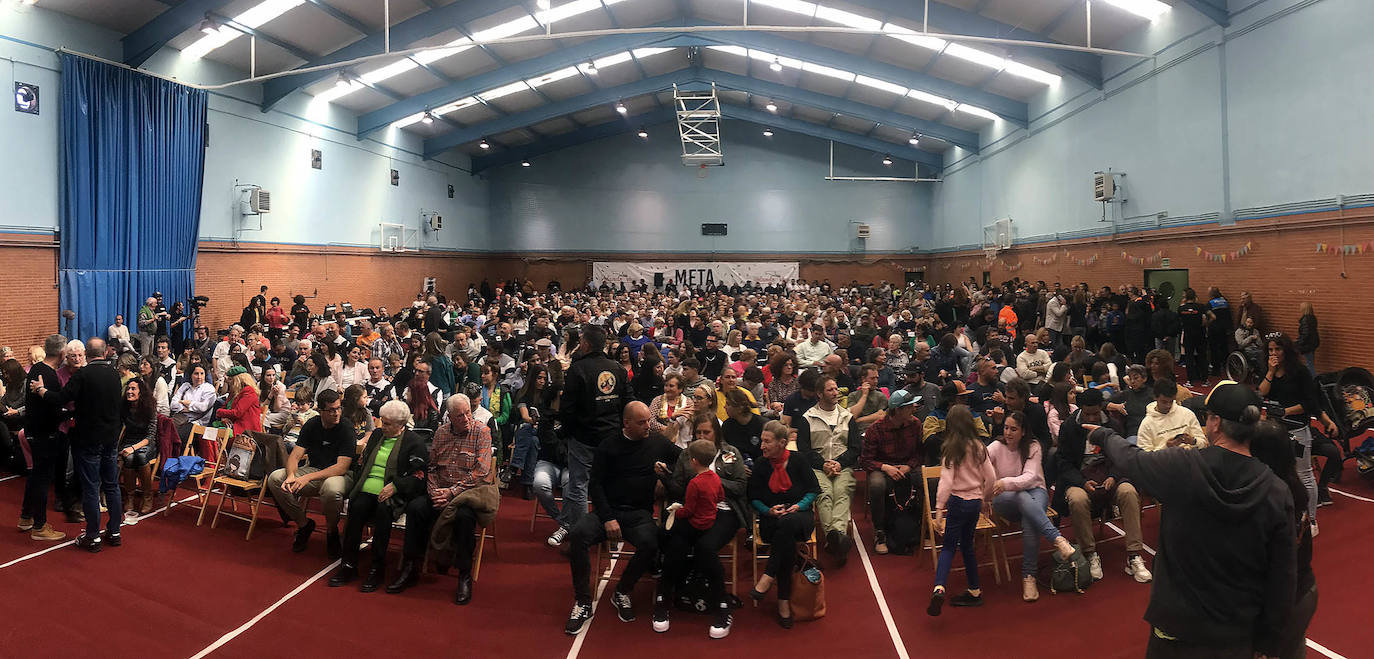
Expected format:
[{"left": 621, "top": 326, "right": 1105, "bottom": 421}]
[{"left": 653, "top": 439, "right": 731, "bottom": 638}]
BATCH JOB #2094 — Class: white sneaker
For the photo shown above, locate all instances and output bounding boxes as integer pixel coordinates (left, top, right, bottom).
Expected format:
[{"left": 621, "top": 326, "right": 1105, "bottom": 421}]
[
  {"left": 1310, "top": 522, "right": 1319, "bottom": 539},
  {"left": 547, "top": 526, "right": 569, "bottom": 547},
  {"left": 1087, "top": 552, "right": 1103, "bottom": 581},
  {"left": 122, "top": 510, "right": 140, "bottom": 526},
  {"left": 1125, "top": 555, "right": 1153, "bottom": 583}
]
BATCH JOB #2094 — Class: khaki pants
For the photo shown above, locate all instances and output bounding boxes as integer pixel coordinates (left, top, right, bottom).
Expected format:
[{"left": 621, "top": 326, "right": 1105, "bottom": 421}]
[
  {"left": 1065, "top": 481, "right": 1142, "bottom": 554},
  {"left": 266, "top": 466, "right": 352, "bottom": 531},
  {"left": 813, "top": 468, "right": 855, "bottom": 535}
]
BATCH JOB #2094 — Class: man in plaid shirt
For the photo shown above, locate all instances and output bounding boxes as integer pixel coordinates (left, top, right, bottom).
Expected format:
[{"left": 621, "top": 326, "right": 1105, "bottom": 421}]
[
  {"left": 859, "top": 389, "right": 924, "bottom": 555},
  {"left": 395, "top": 394, "right": 492, "bottom": 602}
]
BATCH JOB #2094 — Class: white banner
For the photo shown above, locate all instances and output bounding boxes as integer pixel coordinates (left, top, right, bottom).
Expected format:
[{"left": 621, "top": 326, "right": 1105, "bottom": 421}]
[{"left": 592, "top": 261, "right": 799, "bottom": 288}]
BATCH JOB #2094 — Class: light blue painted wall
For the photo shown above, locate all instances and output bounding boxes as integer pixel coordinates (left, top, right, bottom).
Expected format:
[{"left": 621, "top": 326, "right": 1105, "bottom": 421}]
[
  {"left": 931, "top": 0, "right": 1374, "bottom": 250},
  {"left": 486, "top": 121, "right": 932, "bottom": 254},
  {"left": 0, "top": 4, "right": 490, "bottom": 250}
]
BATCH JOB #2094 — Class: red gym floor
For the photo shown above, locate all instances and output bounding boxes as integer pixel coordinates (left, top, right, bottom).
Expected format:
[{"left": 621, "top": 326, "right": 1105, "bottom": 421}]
[{"left": 0, "top": 466, "right": 1367, "bottom": 658}]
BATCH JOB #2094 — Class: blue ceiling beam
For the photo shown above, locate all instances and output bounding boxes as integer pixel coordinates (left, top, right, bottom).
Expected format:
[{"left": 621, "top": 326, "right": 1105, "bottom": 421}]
[
  {"left": 424, "top": 70, "right": 699, "bottom": 158},
  {"left": 356, "top": 29, "right": 683, "bottom": 138},
  {"left": 259, "top": 0, "right": 527, "bottom": 111},
  {"left": 471, "top": 109, "right": 677, "bottom": 174},
  {"left": 853, "top": 0, "right": 1103, "bottom": 89},
  {"left": 704, "top": 69, "right": 979, "bottom": 152},
  {"left": 122, "top": 0, "right": 237, "bottom": 67},
  {"left": 1180, "top": 0, "right": 1231, "bottom": 27},
  {"left": 693, "top": 28, "right": 1026, "bottom": 126},
  {"left": 302, "top": 0, "right": 371, "bottom": 35},
  {"left": 721, "top": 104, "right": 940, "bottom": 171}
]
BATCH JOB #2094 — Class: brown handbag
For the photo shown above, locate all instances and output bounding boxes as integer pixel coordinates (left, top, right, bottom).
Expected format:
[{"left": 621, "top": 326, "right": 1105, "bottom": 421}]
[{"left": 789, "top": 549, "right": 827, "bottom": 621}]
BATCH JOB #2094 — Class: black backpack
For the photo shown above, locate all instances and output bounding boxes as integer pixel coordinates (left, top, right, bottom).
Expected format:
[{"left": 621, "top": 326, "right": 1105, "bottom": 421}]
[{"left": 1050, "top": 545, "right": 1092, "bottom": 594}]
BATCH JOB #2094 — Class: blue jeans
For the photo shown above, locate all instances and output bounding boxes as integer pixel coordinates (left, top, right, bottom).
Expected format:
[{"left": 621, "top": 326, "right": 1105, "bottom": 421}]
[
  {"left": 992, "top": 487, "right": 1060, "bottom": 578},
  {"left": 531, "top": 459, "right": 569, "bottom": 524},
  {"left": 563, "top": 440, "right": 595, "bottom": 527},
  {"left": 74, "top": 442, "right": 123, "bottom": 538},
  {"left": 510, "top": 424, "right": 540, "bottom": 485},
  {"left": 934, "top": 495, "right": 982, "bottom": 590}
]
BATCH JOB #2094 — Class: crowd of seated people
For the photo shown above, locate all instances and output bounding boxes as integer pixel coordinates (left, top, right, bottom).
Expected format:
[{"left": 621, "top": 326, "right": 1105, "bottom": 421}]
[{"left": 0, "top": 275, "right": 1337, "bottom": 652}]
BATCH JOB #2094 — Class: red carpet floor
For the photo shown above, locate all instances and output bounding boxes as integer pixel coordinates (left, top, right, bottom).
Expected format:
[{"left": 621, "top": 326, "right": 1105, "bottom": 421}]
[{"left": 0, "top": 464, "right": 1369, "bottom": 658}]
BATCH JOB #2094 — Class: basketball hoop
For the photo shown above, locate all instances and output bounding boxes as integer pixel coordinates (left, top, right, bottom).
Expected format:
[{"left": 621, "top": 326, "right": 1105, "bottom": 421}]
[{"left": 983, "top": 247, "right": 999, "bottom": 261}]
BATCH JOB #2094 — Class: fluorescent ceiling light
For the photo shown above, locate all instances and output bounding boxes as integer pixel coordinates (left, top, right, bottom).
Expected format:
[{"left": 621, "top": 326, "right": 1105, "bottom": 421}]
[
  {"left": 637, "top": 127, "right": 648, "bottom": 138},
  {"left": 762, "top": 128, "right": 774, "bottom": 137},
  {"left": 182, "top": 0, "right": 305, "bottom": 59},
  {"left": 955, "top": 104, "right": 999, "bottom": 120},
  {"left": 521, "top": 160, "right": 531, "bottom": 167},
  {"left": 750, "top": 0, "right": 817, "bottom": 16},
  {"left": 908, "top": 135, "right": 919, "bottom": 146},
  {"left": 708, "top": 45, "right": 748, "bottom": 58},
  {"left": 881, "top": 23, "right": 946, "bottom": 51},
  {"left": 801, "top": 61, "right": 855, "bottom": 82},
  {"left": 813, "top": 6, "right": 882, "bottom": 30},
  {"left": 527, "top": 66, "right": 581, "bottom": 88},
  {"left": 480, "top": 81, "right": 532, "bottom": 101},
  {"left": 1101, "top": 0, "right": 1170, "bottom": 20},
  {"left": 615, "top": 102, "right": 628, "bottom": 114},
  {"left": 881, "top": 154, "right": 893, "bottom": 166},
  {"left": 471, "top": 15, "right": 539, "bottom": 43},
  {"left": 413, "top": 38, "right": 473, "bottom": 64},
  {"left": 591, "top": 51, "right": 634, "bottom": 69},
  {"left": 631, "top": 48, "right": 673, "bottom": 59},
  {"left": 479, "top": 139, "right": 491, "bottom": 149},
  {"left": 361, "top": 59, "right": 419, "bottom": 84},
  {"left": 421, "top": 112, "right": 434, "bottom": 125},
  {"left": 943, "top": 43, "right": 1006, "bottom": 71},
  {"left": 854, "top": 75, "right": 907, "bottom": 96},
  {"left": 535, "top": 0, "right": 602, "bottom": 24},
  {"left": 765, "top": 100, "right": 778, "bottom": 112}
]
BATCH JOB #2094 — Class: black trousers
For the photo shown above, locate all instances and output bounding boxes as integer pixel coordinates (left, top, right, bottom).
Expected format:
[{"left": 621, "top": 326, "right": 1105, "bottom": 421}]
[
  {"left": 405, "top": 496, "right": 478, "bottom": 572},
  {"left": 658, "top": 513, "right": 740, "bottom": 607},
  {"left": 758, "top": 511, "right": 812, "bottom": 600},
  {"left": 1182, "top": 339, "right": 1208, "bottom": 383},
  {"left": 342, "top": 491, "right": 419, "bottom": 568},
  {"left": 1311, "top": 437, "right": 1342, "bottom": 488},
  {"left": 568, "top": 508, "right": 658, "bottom": 603},
  {"left": 21, "top": 433, "right": 60, "bottom": 526}
]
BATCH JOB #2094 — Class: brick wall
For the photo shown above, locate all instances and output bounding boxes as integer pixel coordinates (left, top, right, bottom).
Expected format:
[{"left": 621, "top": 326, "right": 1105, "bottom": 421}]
[
  {"left": 0, "top": 237, "right": 59, "bottom": 356},
  {"left": 924, "top": 208, "right": 1374, "bottom": 372}
]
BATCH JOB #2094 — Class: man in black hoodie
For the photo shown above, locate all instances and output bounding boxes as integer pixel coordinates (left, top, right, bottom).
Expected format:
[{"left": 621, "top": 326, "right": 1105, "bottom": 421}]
[
  {"left": 553, "top": 325, "right": 630, "bottom": 548},
  {"left": 1086, "top": 381, "right": 1295, "bottom": 658},
  {"left": 563, "top": 401, "right": 678, "bottom": 635},
  {"left": 33, "top": 338, "right": 124, "bottom": 551}
]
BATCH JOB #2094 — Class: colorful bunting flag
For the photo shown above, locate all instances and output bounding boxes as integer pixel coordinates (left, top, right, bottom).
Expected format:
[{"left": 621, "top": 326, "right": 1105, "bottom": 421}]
[{"left": 1194, "top": 241, "right": 1252, "bottom": 263}]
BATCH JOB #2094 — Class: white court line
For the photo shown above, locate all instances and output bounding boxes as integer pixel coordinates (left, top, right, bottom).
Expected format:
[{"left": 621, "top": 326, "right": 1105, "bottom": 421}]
[
  {"left": 1105, "top": 522, "right": 1157, "bottom": 556},
  {"left": 0, "top": 493, "right": 197, "bottom": 570},
  {"left": 1330, "top": 487, "right": 1374, "bottom": 504},
  {"left": 189, "top": 558, "right": 342, "bottom": 659},
  {"left": 0, "top": 474, "right": 20, "bottom": 483},
  {"left": 1306, "top": 638, "right": 1348, "bottom": 659},
  {"left": 850, "top": 520, "right": 910, "bottom": 659},
  {"left": 565, "top": 547, "right": 621, "bottom": 659}
]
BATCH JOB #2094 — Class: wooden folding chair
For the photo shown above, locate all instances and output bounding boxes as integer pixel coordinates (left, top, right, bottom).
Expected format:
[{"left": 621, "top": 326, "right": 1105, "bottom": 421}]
[
  {"left": 990, "top": 504, "right": 1058, "bottom": 582},
  {"left": 196, "top": 432, "right": 270, "bottom": 540},
  {"left": 472, "top": 520, "right": 498, "bottom": 582},
  {"left": 530, "top": 492, "right": 564, "bottom": 531},
  {"left": 719, "top": 529, "right": 741, "bottom": 597},
  {"left": 167, "top": 424, "right": 223, "bottom": 517},
  {"left": 918, "top": 465, "right": 1004, "bottom": 585},
  {"left": 750, "top": 515, "right": 817, "bottom": 603}
]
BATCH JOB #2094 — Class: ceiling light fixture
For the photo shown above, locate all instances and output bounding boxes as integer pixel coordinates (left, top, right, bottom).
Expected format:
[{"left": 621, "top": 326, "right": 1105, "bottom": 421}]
[
  {"left": 770, "top": 57, "right": 783, "bottom": 72},
  {"left": 908, "top": 134, "right": 919, "bottom": 146},
  {"left": 521, "top": 160, "right": 531, "bottom": 167},
  {"left": 615, "top": 102, "right": 628, "bottom": 114},
  {"left": 478, "top": 139, "right": 490, "bottom": 150},
  {"left": 881, "top": 154, "right": 893, "bottom": 166},
  {"left": 334, "top": 71, "right": 353, "bottom": 89},
  {"left": 584, "top": 62, "right": 598, "bottom": 75},
  {"left": 765, "top": 100, "right": 778, "bottom": 113},
  {"left": 762, "top": 128, "right": 774, "bottom": 137},
  {"left": 637, "top": 127, "right": 648, "bottom": 138},
  {"left": 421, "top": 112, "right": 434, "bottom": 125},
  {"left": 198, "top": 17, "right": 219, "bottom": 35}
]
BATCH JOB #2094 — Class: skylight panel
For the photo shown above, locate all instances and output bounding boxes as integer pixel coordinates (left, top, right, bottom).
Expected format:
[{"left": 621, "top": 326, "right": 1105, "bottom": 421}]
[
  {"left": 908, "top": 89, "right": 957, "bottom": 111},
  {"left": 955, "top": 104, "right": 999, "bottom": 120},
  {"left": 361, "top": 59, "right": 419, "bottom": 84},
  {"left": 813, "top": 5, "right": 882, "bottom": 30},
  {"left": 479, "top": 80, "right": 533, "bottom": 101},
  {"left": 750, "top": 0, "right": 818, "bottom": 16},
  {"left": 854, "top": 75, "right": 907, "bottom": 96},
  {"left": 414, "top": 38, "right": 473, "bottom": 64},
  {"left": 943, "top": 43, "right": 1006, "bottom": 71},
  {"left": 471, "top": 15, "right": 539, "bottom": 43},
  {"left": 801, "top": 61, "right": 855, "bottom": 82},
  {"left": 707, "top": 45, "right": 749, "bottom": 57},
  {"left": 527, "top": 66, "right": 581, "bottom": 88},
  {"left": 182, "top": 0, "right": 305, "bottom": 59},
  {"left": 1102, "top": 0, "right": 1170, "bottom": 20},
  {"left": 1003, "top": 60, "right": 1061, "bottom": 85},
  {"left": 591, "top": 51, "right": 635, "bottom": 69},
  {"left": 631, "top": 47, "right": 674, "bottom": 59},
  {"left": 880, "top": 23, "right": 946, "bottom": 52},
  {"left": 535, "top": 0, "right": 604, "bottom": 24}
]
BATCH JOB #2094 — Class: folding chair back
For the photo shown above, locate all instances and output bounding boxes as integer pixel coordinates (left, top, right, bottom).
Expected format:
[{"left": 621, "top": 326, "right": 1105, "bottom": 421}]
[
  {"left": 196, "top": 431, "right": 270, "bottom": 540},
  {"left": 919, "top": 465, "right": 1005, "bottom": 584}
]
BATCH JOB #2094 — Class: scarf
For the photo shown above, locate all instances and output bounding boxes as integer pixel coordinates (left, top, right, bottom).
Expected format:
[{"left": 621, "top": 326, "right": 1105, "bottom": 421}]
[{"left": 767, "top": 449, "right": 792, "bottom": 494}]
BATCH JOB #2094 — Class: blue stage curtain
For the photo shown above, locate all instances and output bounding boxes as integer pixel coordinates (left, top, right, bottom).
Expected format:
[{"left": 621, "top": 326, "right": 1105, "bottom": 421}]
[{"left": 59, "top": 54, "right": 207, "bottom": 343}]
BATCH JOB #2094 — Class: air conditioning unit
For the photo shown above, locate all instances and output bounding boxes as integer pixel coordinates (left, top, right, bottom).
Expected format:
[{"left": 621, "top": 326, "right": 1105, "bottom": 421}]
[
  {"left": 1093, "top": 171, "right": 1116, "bottom": 202},
  {"left": 855, "top": 223, "right": 872, "bottom": 239},
  {"left": 428, "top": 214, "right": 443, "bottom": 231},
  {"left": 249, "top": 188, "right": 271, "bottom": 213}
]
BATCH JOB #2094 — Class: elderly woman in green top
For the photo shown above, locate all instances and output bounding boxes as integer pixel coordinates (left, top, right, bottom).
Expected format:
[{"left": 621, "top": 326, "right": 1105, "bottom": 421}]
[{"left": 329, "top": 399, "right": 429, "bottom": 593}]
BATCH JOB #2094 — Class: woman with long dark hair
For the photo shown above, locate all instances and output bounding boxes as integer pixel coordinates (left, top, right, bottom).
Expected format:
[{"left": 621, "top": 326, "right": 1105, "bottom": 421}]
[
  {"left": 259, "top": 366, "right": 290, "bottom": 431},
  {"left": 139, "top": 357, "right": 169, "bottom": 417},
  {"left": 1250, "top": 420, "right": 1317, "bottom": 659},
  {"left": 1257, "top": 332, "right": 1338, "bottom": 535},
  {"left": 510, "top": 364, "right": 556, "bottom": 493},
  {"left": 118, "top": 378, "right": 159, "bottom": 516},
  {"left": 989, "top": 411, "right": 1076, "bottom": 602},
  {"left": 422, "top": 332, "right": 455, "bottom": 396},
  {"left": 341, "top": 384, "right": 376, "bottom": 441}
]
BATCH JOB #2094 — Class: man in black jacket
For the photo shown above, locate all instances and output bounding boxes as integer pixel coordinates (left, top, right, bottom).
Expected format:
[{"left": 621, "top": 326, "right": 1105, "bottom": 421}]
[
  {"left": 1085, "top": 381, "right": 1295, "bottom": 658},
  {"left": 33, "top": 338, "right": 123, "bottom": 551},
  {"left": 564, "top": 401, "right": 677, "bottom": 635},
  {"left": 19, "top": 334, "right": 70, "bottom": 541},
  {"left": 553, "top": 324, "right": 630, "bottom": 548}
]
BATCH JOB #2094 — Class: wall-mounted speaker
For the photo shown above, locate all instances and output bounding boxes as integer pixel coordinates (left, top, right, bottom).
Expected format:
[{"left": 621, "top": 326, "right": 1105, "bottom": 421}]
[
  {"left": 310, "top": 149, "right": 322, "bottom": 170},
  {"left": 390, "top": 169, "right": 399, "bottom": 186},
  {"left": 447, "top": 184, "right": 454, "bottom": 199}
]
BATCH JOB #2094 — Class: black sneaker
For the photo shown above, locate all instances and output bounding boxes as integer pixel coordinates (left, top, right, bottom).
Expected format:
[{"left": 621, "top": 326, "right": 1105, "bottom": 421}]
[
  {"left": 292, "top": 518, "right": 315, "bottom": 553},
  {"left": 100, "top": 530, "right": 122, "bottom": 547},
  {"left": 75, "top": 532, "right": 102, "bottom": 554},
  {"left": 565, "top": 601, "right": 593, "bottom": 636},
  {"left": 708, "top": 604, "right": 733, "bottom": 639},
  {"left": 927, "top": 588, "right": 945, "bottom": 617},
  {"left": 1317, "top": 487, "right": 1333, "bottom": 507},
  {"left": 611, "top": 590, "right": 635, "bottom": 622},
  {"left": 652, "top": 597, "right": 671, "bottom": 633},
  {"left": 951, "top": 591, "right": 984, "bottom": 607}
]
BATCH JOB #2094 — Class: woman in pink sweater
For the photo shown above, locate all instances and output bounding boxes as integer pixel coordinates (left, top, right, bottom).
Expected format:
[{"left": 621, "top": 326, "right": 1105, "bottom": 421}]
[
  {"left": 989, "top": 411, "right": 1077, "bottom": 602},
  {"left": 928, "top": 405, "right": 996, "bottom": 616}
]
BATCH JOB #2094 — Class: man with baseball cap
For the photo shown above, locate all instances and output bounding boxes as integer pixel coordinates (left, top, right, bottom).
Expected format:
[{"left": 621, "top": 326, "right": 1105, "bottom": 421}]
[
  {"left": 1084, "top": 381, "right": 1296, "bottom": 658},
  {"left": 859, "top": 389, "right": 924, "bottom": 554}
]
